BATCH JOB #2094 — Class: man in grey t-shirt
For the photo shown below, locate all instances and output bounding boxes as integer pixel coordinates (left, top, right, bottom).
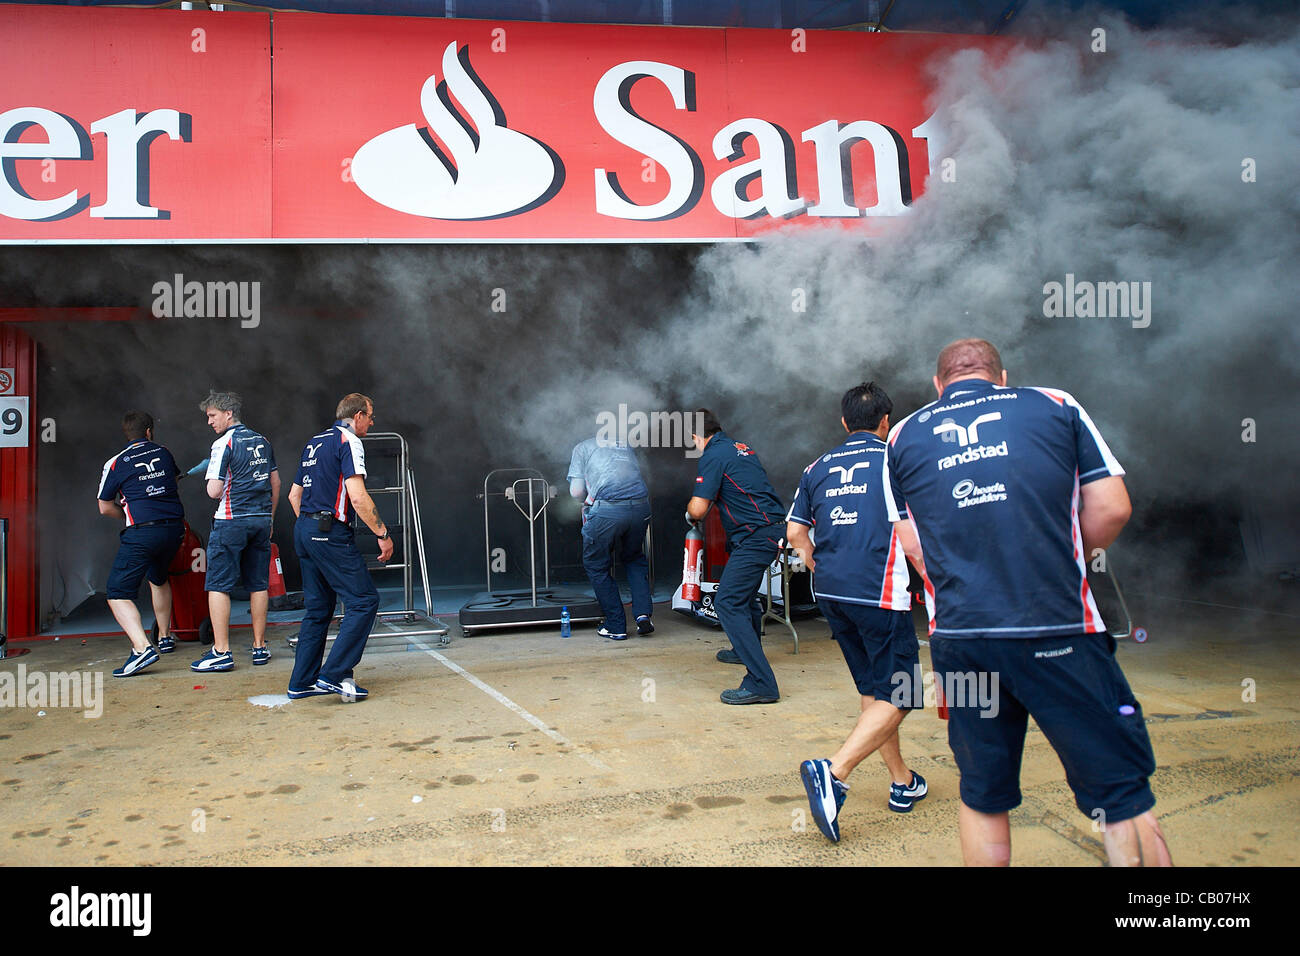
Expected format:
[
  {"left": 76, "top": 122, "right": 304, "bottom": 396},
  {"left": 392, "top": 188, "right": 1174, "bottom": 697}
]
[{"left": 568, "top": 438, "right": 653, "bottom": 640}]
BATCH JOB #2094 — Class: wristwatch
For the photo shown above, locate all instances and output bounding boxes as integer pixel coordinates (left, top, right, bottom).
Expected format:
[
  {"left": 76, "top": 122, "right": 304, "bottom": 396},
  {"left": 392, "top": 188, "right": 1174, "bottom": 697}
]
[{"left": 378, "top": 530, "right": 390, "bottom": 541}]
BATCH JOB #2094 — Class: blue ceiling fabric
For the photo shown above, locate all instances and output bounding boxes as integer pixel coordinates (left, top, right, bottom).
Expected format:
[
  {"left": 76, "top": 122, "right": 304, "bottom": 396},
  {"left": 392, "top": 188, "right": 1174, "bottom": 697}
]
[{"left": 0, "top": 0, "right": 1267, "bottom": 33}]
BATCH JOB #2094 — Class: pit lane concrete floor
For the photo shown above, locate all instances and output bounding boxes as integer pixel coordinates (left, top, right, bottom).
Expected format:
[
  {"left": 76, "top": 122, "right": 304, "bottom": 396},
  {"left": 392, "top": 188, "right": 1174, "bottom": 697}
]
[{"left": 2, "top": 596, "right": 1296, "bottom": 866}]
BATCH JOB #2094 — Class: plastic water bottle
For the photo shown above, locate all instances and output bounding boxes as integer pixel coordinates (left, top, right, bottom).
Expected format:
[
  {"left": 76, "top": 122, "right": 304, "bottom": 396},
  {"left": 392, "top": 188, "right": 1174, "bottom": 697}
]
[{"left": 560, "top": 606, "right": 571, "bottom": 639}]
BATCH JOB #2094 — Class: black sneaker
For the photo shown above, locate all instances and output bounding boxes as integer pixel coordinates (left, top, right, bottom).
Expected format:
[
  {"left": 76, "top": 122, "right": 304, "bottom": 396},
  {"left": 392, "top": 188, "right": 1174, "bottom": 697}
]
[
  {"left": 716, "top": 647, "right": 743, "bottom": 664},
  {"left": 636, "top": 616, "right": 655, "bottom": 636},
  {"left": 720, "top": 687, "right": 778, "bottom": 705}
]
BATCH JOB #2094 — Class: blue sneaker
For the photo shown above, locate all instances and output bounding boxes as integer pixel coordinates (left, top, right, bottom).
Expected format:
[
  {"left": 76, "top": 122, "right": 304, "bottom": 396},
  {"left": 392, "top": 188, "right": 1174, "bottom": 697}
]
[
  {"left": 251, "top": 645, "right": 271, "bottom": 666},
  {"left": 315, "top": 677, "right": 368, "bottom": 701},
  {"left": 113, "top": 646, "right": 159, "bottom": 678},
  {"left": 286, "top": 684, "right": 332, "bottom": 699},
  {"left": 889, "top": 771, "right": 928, "bottom": 813},
  {"left": 800, "top": 758, "right": 848, "bottom": 842},
  {"left": 191, "top": 648, "right": 233, "bottom": 672},
  {"left": 636, "top": 616, "right": 655, "bottom": 635},
  {"left": 156, "top": 634, "right": 176, "bottom": 654},
  {"left": 597, "top": 626, "right": 628, "bottom": 641}
]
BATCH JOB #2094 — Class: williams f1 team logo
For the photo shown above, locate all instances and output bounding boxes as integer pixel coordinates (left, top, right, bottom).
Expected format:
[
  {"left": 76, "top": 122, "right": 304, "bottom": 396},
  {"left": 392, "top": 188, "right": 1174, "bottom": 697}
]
[{"left": 351, "top": 43, "right": 564, "bottom": 220}]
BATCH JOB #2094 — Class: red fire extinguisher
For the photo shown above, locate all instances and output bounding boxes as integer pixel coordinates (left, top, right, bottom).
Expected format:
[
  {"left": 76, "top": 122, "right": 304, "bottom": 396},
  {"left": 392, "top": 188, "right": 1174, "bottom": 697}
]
[
  {"left": 681, "top": 521, "right": 705, "bottom": 602},
  {"left": 268, "top": 542, "right": 287, "bottom": 602}
]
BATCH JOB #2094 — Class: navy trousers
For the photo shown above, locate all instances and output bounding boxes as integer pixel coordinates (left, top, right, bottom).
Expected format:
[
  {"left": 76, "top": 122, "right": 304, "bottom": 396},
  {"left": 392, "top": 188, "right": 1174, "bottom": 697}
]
[
  {"left": 581, "top": 499, "right": 652, "bottom": 634},
  {"left": 290, "top": 516, "right": 379, "bottom": 690},
  {"left": 714, "top": 528, "right": 781, "bottom": 698}
]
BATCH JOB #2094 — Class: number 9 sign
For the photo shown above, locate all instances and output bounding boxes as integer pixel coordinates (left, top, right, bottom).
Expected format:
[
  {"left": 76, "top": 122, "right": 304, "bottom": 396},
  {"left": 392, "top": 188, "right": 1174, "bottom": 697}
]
[{"left": 0, "top": 397, "right": 30, "bottom": 447}]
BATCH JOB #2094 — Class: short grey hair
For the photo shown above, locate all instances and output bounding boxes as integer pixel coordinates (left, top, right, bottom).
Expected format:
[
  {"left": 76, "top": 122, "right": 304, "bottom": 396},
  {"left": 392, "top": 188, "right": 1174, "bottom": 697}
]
[{"left": 199, "top": 390, "right": 242, "bottom": 421}]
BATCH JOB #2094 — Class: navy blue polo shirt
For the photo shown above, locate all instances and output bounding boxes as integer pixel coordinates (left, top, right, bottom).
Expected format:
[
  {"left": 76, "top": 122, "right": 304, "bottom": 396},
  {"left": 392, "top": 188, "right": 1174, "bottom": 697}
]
[
  {"left": 883, "top": 378, "right": 1124, "bottom": 639},
  {"left": 694, "top": 431, "right": 785, "bottom": 544},
  {"left": 787, "top": 433, "right": 910, "bottom": 610},
  {"left": 98, "top": 440, "right": 184, "bottom": 526},
  {"left": 205, "top": 423, "right": 277, "bottom": 519},
  {"left": 293, "top": 422, "right": 367, "bottom": 521}
]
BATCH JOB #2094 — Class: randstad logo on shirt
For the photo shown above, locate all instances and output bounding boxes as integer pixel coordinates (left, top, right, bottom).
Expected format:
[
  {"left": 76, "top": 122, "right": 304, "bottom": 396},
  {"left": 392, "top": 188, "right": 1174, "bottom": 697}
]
[
  {"left": 937, "top": 441, "right": 1008, "bottom": 471},
  {"left": 952, "top": 479, "right": 1008, "bottom": 508},
  {"left": 824, "top": 482, "right": 870, "bottom": 498},
  {"left": 130, "top": 456, "right": 165, "bottom": 480}
]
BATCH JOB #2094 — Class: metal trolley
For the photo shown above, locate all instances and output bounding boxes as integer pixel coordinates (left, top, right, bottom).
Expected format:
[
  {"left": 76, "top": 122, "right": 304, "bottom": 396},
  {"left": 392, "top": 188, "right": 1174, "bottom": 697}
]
[
  {"left": 458, "top": 467, "right": 604, "bottom": 637},
  {"left": 356, "top": 432, "right": 449, "bottom": 645}
]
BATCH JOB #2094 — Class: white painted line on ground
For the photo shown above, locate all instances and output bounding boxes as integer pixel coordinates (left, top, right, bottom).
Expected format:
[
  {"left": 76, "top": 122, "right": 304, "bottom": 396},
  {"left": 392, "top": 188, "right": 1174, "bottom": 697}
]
[{"left": 411, "top": 640, "right": 610, "bottom": 772}]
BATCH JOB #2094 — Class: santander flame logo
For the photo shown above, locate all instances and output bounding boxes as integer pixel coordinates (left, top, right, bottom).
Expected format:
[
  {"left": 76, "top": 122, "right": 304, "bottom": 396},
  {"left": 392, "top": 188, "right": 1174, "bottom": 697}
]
[{"left": 351, "top": 42, "right": 564, "bottom": 220}]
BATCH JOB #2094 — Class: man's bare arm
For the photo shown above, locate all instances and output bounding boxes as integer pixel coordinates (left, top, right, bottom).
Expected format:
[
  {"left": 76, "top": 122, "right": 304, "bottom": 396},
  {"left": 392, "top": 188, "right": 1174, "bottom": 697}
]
[
  {"left": 1079, "top": 475, "right": 1131, "bottom": 554},
  {"left": 98, "top": 498, "right": 125, "bottom": 521},
  {"left": 785, "top": 521, "right": 815, "bottom": 571},
  {"left": 686, "top": 496, "right": 712, "bottom": 521},
  {"left": 269, "top": 469, "right": 281, "bottom": 520},
  {"left": 288, "top": 483, "right": 302, "bottom": 518},
  {"left": 206, "top": 479, "right": 224, "bottom": 500},
  {"left": 892, "top": 518, "right": 926, "bottom": 579}
]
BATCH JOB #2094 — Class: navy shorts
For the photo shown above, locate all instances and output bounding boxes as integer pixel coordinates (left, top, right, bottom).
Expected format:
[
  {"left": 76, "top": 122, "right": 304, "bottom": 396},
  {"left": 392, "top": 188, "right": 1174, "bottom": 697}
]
[
  {"left": 931, "top": 632, "right": 1157, "bottom": 822},
  {"left": 820, "top": 599, "right": 922, "bottom": 707},
  {"left": 205, "top": 516, "right": 272, "bottom": 593},
  {"left": 106, "top": 522, "right": 185, "bottom": 599}
]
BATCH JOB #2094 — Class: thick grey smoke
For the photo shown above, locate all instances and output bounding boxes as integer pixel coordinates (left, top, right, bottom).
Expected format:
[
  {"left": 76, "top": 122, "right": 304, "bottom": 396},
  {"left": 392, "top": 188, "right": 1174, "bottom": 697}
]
[{"left": 507, "top": 12, "right": 1300, "bottom": 591}]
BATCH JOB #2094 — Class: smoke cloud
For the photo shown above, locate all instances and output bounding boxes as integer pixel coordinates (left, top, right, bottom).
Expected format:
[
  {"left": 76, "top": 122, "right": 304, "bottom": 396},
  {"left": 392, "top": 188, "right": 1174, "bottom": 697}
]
[{"left": 509, "top": 10, "right": 1300, "bottom": 593}]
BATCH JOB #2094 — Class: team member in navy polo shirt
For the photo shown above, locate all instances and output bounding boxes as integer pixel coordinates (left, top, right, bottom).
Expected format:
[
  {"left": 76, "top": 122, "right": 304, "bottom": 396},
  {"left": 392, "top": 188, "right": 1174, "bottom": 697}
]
[
  {"left": 286, "top": 393, "right": 393, "bottom": 702},
  {"left": 787, "top": 382, "right": 927, "bottom": 842},
  {"left": 97, "top": 411, "right": 185, "bottom": 678},
  {"left": 884, "top": 339, "right": 1170, "bottom": 866},
  {"left": 686, "top": 409, "right": 785, "bottom": 705},
  {"left": 190, "top": 391, "right": 280, "bottom": 673},
  {"left": 568, "top": 436, "right": 653, "bottom": 640}
]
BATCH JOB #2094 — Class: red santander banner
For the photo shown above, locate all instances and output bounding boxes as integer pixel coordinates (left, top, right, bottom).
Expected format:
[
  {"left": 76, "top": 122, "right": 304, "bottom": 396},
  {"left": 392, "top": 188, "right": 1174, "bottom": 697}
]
[
  {"left": 0, "top": 6, "right": 270, "bottom": 242},
  {"left": 1, "top": 6, "right": 1000, "bottom": 243}
]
